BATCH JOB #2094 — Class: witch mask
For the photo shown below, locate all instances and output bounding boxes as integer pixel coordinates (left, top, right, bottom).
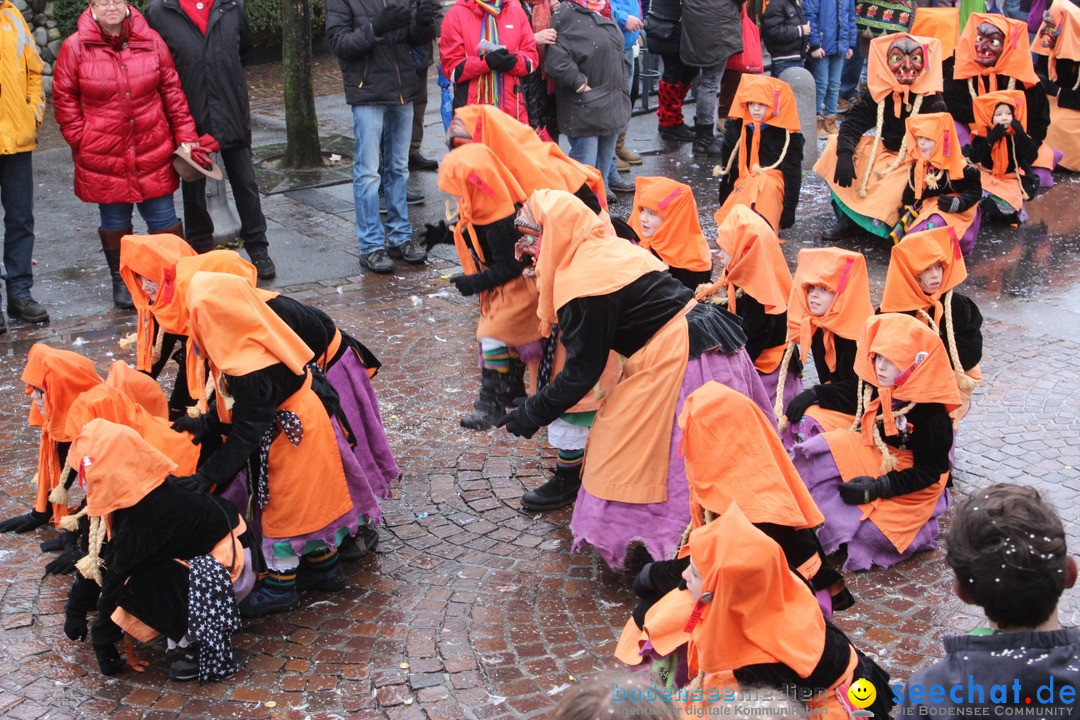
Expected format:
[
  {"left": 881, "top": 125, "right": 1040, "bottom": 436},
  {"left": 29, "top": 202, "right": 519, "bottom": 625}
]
[
  {"left": 888, "top": 37, "right": 926, "bottom": 85},
  {"left": 975, "top": 22, "right": 1005, "bottom": 67}
]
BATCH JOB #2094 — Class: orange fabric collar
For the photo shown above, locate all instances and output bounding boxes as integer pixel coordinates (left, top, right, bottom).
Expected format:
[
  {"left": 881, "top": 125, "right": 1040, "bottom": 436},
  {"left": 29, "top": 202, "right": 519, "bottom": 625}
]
[
  {"left": 787, "top": 248, "right": 873, "bottom": 371},
  {"left": 627, "top": 177, "right": 712, "bottom": 272}
]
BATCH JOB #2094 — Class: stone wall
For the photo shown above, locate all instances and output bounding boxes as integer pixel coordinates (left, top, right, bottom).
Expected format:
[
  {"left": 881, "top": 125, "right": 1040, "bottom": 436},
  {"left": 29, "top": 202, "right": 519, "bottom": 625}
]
[{"left": 14, "top": 0, "right": 60, "bottom": 96}]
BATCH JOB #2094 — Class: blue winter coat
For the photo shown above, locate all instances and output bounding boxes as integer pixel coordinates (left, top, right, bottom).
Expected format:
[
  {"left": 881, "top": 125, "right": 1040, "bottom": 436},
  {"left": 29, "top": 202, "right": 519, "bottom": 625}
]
[
  {"left": 804, "top": 0, "right": 856, "bottom": 56},
  {"left": 610, "top": 0, "right": 643, "bottom": 50}
]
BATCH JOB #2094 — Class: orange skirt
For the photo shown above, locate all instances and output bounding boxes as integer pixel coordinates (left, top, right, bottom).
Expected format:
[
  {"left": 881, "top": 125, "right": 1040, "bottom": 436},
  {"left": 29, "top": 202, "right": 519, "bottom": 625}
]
[
  {"left": 804, "top": 405, "right": 856, "bottom": 434},
  {"left": 551, "top": 342, "right": 623, "bottom": 414},
  {"left": 715, "top": 169, "right": 785, "bottom": 231},
  {"left": 476, "top": 275, "right": 542, "bottom": 348},
  {"left": 816, "top": 136, "right": 909, "bottom": 226},
  {"left": 1046, "top": 95, "right": 1080, "bottom": 171},
  {"left": 978, "top": 168, "right": 1024, "bottom": 212},
  {"left": 912, "top": 196, "right": 979, "bottom": 240}
]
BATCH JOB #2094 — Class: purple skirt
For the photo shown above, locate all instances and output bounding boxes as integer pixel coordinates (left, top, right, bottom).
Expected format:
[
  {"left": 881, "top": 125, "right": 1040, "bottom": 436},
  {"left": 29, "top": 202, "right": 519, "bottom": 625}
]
[
  {"left": 326, "top": 351, "right": 400, "bottom": 500},
  {"left": 569, "top": 348, "right": 773, "bottom": 571},
  {"left": 791, "top": 434, "right": 950, "bottom": 572},
  {"left": 910, "top": 210, "right": 982, "bottom": 257},
  {"left": 758, "top": 367, "right": 803, "bottom": 427}
]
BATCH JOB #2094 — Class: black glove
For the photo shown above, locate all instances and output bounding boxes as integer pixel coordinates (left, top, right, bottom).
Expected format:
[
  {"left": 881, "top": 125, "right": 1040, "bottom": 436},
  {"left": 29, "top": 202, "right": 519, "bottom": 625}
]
[
  {"left": 45, "top": 547, "right": 85, "bottom": 576},
  {"left": 372, "top": 4, "right": 411, "bottom": 36},
  {"left": 423, "top": 221, "right": 453, "bottom": 251},
  {"left": 416, "top": 0, "right": 434, "bottom": 27},
  {"left": 1040, "top": 76, "right": 1060, "bottom": 98},
  {"left": 833, "top": 151, "right": 856, "bottom": 187},
  {"left": 0, "top": 509, "right": 50, "bottom": 534},
  {"left": 64, "top": 612, "right": 88, "bottom": 642},
  {"left": 1010, "top": 119, "right": 1025, "bottom": 134},
  {"left": 168, "top": 473, "right": 210, "bottom": 494},
  {"left": 449, "top": 273, "right": 480, "bottom": 297},
  {"left": 938, "top": 195, "right": 962, "bottom": 214},
  {"left": 785, "top": 388, "right": 818, "bottom": 424},
  {"left": 485, "top": 49, "right": 518, "bottom": 72},
  {"left": 41, "top": 530, "right": 73, "bottom": 553},
  {"left": 93, "top": 643, "right": 125, "bottom": 676},
  {"left": 171, "top": 413, "right": 209, "bottom": 444},
  {"left": 987, "top": 123, "right": 1007, "bottom": 142},
  {"left": 495, "top": 410, "right": 540, "bottom": 439},
  {"left": 838, "top": 475, "right": 890, "bottom": 505}
]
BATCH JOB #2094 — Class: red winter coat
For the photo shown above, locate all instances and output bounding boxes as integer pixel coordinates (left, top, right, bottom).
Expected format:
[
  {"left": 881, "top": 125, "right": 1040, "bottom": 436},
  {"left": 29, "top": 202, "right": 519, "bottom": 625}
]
[
  {"left": 53, "top": 7, "right": 198, "bottom": 204},
  {"left": 439, "top": 0, "right": 539, "bottom": 124}
]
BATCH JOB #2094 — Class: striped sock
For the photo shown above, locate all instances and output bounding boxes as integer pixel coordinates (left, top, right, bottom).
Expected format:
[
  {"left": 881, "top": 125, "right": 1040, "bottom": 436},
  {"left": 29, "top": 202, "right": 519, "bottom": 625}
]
[
  {"left": 481, "top": 345, "right": 511, "bottom": 373},
  {"left": 265, "top": 568, "right": 297, "bottom": 591},
  {"left": 557, "top": 449, "right": 585, "bottom": 473},
  {"left": 303, "top": 548, "right": 340, "bottom": 572}
]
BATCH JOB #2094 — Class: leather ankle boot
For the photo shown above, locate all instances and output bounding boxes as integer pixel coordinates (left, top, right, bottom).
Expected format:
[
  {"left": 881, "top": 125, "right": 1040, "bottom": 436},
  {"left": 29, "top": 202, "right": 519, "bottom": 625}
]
[
  {"left": 461, "top": 368, "right": 503, "bottom": 430},
  {"left": 153, "top": 220, "right": 185, "bottom": 239},
  {"left": 99, "top": 227, "right": 134, "bottom": 310},
  {"left": 521, "top": 465, "right": 582, "bottom": 512}
]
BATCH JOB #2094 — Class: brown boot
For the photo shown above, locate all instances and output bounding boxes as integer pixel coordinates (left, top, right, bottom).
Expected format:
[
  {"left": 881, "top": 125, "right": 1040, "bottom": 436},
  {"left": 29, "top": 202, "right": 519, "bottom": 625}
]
[
  {"left": 99, "top": 227, "right": 134, "bottom": 310},
  {"left": 615, "top": 131, "right": 642, "bottom": 165},
  {"left": 825, "top": 115, "right": 839, "bottom": 135},
  {"left": 152, "top": 220, "right": 185, "bottom": 240},
  {"left": 616, "top": 155, "right": 630, "bottom": 173},
  {"left": 817, "top": 116, "right": 828, "bottom": 139}
]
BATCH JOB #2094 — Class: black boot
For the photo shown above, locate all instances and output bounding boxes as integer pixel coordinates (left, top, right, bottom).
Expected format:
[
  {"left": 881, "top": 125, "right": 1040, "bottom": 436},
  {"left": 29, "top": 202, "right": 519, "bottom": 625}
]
[
  {"left": 498, "top": 358, "right": 527, "bottom": 407},
  {"left": 521, "top": 465, "right": 582, "bottom": 512},
  {"left": 692, "top": 123, "right": 724, "bottom": 156},
  {"left": 461, "top": 368, "right": 503, "bottom": 430},
  {"left": 821, "top": 212, "right": 861, "bottom": 241},
  {"left": 99, "top": 227, "right": 134, "bottom": 310}
]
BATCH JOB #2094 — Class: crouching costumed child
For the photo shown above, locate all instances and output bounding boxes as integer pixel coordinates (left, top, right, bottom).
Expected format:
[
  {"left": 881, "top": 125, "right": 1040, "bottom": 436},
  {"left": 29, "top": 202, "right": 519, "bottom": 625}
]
[
  {"left": 497, "top": 189, "right": 770, "bottom": 569},
  {"left": 967, "top": 90, "right": 1039, "bottom": 224},
  {"left": 1035, "top": 0, "right": 1080, "bottom": 172},
  {"left": 627, "top": 176, "right": 714, "bottom": 290},
  {"left": 791, "top": 313, "right": 961, "bottom": 571}
]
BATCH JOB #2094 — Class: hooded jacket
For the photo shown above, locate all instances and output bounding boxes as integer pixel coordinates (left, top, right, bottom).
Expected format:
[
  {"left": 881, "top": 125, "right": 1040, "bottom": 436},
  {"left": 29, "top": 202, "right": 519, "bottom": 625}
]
[{"left": 0, "top": 0, "right": 44, "bottom": 155}]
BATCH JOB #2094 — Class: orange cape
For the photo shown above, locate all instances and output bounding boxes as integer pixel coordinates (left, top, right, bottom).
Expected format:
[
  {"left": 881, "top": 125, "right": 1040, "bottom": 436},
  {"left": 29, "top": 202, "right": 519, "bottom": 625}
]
[
  {"left": 906, "top": 112, "right": 969, "bottom": 200},
  {"left": 787, "top": 248, "right": 873, "bottom": 371},
  {"left": 880, "top": 226, "right": 968, "bottom": 325},
  {"left": 627, "top": 176, "right": 712, "bottom": 272},
  {"left": 912, "top": 7, "right": 960, "bottom": 59},
  {"left": 69, "top": 419, "right": 176, "bottom": 518},
  {"left": 867, "top": 34, "right": 944, "bottom": 115},
  {"left": 104, "top": 360, "right": 169, "bottom": 419},
  {"left": 529, "top": 189, "right": 666, "bottom": 326},
  {"left": 971, "top": 90, "right": 1029, "bottom": 180},
  {"left": 118, "top": 234, "right": 197, "bottom": 372},
  {"left": 679, "top": 382, "right": 823, "bottom": 530},
  {"left": 706, "top": 204, "right": 791, "bottom": 315},
  {"left": 954, "top": 13, "right": 1040, "bottom": 86},
  {"left": 687, "top": 503, "right": 827, "bottom": 680}
]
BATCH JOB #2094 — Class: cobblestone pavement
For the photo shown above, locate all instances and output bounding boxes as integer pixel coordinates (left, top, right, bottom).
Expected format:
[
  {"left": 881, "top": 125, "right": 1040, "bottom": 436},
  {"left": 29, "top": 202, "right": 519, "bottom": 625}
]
[{"left": 2, "top": 56, "right": 1078, "bottom": 719}]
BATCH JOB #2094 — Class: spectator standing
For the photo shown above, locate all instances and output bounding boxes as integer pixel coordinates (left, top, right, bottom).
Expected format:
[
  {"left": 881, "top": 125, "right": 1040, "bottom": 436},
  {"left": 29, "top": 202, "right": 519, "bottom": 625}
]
[
  {"left": 53, "top": 0, "right": 199, "bottom": 310},
  {"left": 648, "top": 0, "right": 698, "bottom": 141},
  {"left": 409, "top": 37, "right": 440, "bottom": 171},
  {"left": 839, "top": 0, "right": 915, "bottom": 110},
  {"left": 609, "top": 0, "right": 644, "bottom": 170},
  {"left": 439, "top": 0, "right": 539, "bottom": 124},
  {"left": 326, "top": 0, "right": 437, "bottom": 274},
  {"left": 762, "top": 0, "right": 810, "bottom": 77},
  {"left": 680, "top": 0, "right": 743, "bottom": 155},
  {"left": 805, "top": 0, "right": 857, "bottom": 137},
  {"left": 146, "top": 0, "right": 278, "bottom": 280},
  {"left": 0, "top": 0, "right": 48, "bottom": 328}
]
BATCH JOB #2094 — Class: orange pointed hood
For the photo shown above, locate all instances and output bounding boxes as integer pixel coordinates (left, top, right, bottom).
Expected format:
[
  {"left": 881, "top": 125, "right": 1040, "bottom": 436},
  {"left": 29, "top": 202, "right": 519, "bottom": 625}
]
[
  {"left": 708, "top": 204, "right": 791, "bottom": 315},
  {"left": 679, "top": 382, "right": 823, "bottom": 531},
  {"left": 880, "top": 226, "right": 968, "bottom": 325},
  {"left": 954, "top": 13, "right": 1040, "bottom": 85},
  {"left": 186, "top": 271, "right": 314, "bottom": 376},
  {"left": 438, "top": 143, "right": 526, "bottom": 227},
  {"left": 867, "top": 34, "right": 944, "bottom": 111},
  {"left": 1034, "top": 0, "right": 1080, "bottom": 76},
  {"left": 529, "top": 189, "right": 667, "bottom": 326},
  {"left": 65, "top": 384, "right": 139, "bottom": 440},
  {"left": 104, "top": 360, "right": 169, "bottom": 419},
  {"left": 22, "top": 344, "right": 103, "bottom": 439},
  {"left": 906, "top": 112, "right": 968, "bottom": 199},
  {"left": 118, "top": 234, "right": 197, "bottom": 372},
  {"left": 728, "top": 73, "right": 800, "bottom": 132},
  {"left": 787, "top": 248, "right": 873, "bottom": 370},
  {"left": 69, "top": 419, "right": 177, "bottom": 518},
  {"left": 971, "top": 89, "right": 1028, "bottom": 135},
  {"left": 687, "top": 503, "right": 827, "bottom": 679},
  {"left": 454, "top": 105, "right": 606, "bottom": 208},
  {"left": 627, "top": 177, "right": 712, "bottom": 272},
  {"left": 912, "top": 7, "right": 960, "bottom": 59}
]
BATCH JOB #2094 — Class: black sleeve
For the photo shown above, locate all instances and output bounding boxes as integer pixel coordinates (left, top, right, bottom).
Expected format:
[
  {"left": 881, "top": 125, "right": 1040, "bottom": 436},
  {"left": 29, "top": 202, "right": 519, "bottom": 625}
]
[
  {"left": 900, "top": 169, "right": 916, "bottom": 208},
  {"left": 814, "top": 336, "right": 859, "bottom": 415},
  {"left": 266, "top": 296, "right": 335, "bottom": 359},
  {"left": 836, "top": 91, "right": 877, "bottom": 156},
  {"left": 966, "top": 135, "right": 992, "bottom": 166},
  {"left": 780, "top": 131, "right": 804, "bottom": 229},
  {"left": 1012, "top": 128, "right": 1039, "bottom": 166},
  {"left": 1057, "top": 84, "right": 1080, "bottom": 110},
  {"left": 521, "top": 296, "right": 616, "bottom": 427},
  {"left": 761, "top": 0, "right": 803, "bottom": 45},
  {"left": 943, "top": 78, "right": 975, "bottom": 124},
  {"left": 717, "top": 121, "right": 742, "bottom": 205},
  {"left": 325, "top": 0, "right": 379, "bottom": 61},
  {"left": 951, "top": 165, "right": 983, "bottom": 212},
  {"left": 409, "top": 0, "right": 436, "bottom": 45},
  {"left": 67, "top": 571, "right": 101, "bottom": 617},
  {"left": 465, "top": 216, "right": 529, "bottom": 293},
  {"left": 883, "top": 404, "right": 953, "bottom": 496},
  {"left": 945, "top": 293, "right": 983, "bottom": 371},
  {"left": 1023, "top": 82, "right": 1051, "bottom": 146},
  {"left": 737, "top": 294, "right": 776, "bottom": 362}
]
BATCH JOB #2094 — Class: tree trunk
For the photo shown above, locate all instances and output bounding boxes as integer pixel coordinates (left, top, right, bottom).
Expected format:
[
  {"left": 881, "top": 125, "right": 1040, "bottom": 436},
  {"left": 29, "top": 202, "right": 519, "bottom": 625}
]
[{"left": 280, "top": 0, "right": 323, "bottom": 168}]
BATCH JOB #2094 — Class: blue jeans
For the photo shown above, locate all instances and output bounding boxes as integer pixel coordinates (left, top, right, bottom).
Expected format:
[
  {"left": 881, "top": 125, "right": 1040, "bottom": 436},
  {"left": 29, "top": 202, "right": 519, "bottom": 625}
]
[
  {"left": 809, "top": 53, "right": 846, "bottom": 116},
  {"left": 771, "top": 59, "right": 804, "bottom": 78},
  {"left": 352, "top": 103, "right": 413, "bottom": 255},
  {"left": 0, "top": 151, "right": 35, "bottom": 300},
  {"left": 839, "top": 46, "right": 865, "bottom": 100},
  {"left": 98, "top": 194, "right": 179, "bottom": 232},
  {"left": 568, "top": 134, "right": 618, "bottom": 191}
]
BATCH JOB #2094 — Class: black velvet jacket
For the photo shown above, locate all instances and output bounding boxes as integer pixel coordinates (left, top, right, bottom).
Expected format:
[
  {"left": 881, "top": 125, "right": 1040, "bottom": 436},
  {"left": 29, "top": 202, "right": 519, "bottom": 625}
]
[
  {"left": 809, "top": 330, "right": 859, "bottom": 415},
  {"left": 732, "top": 293, "right": 789, "bottom": 364},
  {"left": 901, "top": 164, "right": 983, "bottom": 212},
  {"left": 872, "top": 400, "right": 954, "bottom": 496},
  {"left": 838, "top": 91, "right": 948, "bottom": 155},
  {"left": 455, "top": 215, "right": 530, "bottom": 295}
]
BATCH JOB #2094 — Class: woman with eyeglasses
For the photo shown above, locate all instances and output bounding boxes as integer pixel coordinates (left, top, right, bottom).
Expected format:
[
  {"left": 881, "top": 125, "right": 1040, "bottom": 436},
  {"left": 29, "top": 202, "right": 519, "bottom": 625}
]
[{"left": 52, "top": 0, "right": 200, "bottom": 311}]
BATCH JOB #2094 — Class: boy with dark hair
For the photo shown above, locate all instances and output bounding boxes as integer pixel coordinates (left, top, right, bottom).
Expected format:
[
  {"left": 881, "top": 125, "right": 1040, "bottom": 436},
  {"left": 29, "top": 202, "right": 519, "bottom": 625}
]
[{"left": 896, "top": 484, "right": 1079, "bottom": 716}]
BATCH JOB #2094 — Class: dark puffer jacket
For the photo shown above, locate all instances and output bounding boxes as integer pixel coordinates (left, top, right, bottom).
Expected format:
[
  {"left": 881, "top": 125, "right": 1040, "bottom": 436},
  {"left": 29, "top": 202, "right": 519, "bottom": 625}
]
[
  {"left": 325, "top": 0, "right": 436, "bottom": 106},
  {"left": 145, "top": 0, "right": 253, "bottom": 148},
  {"left": 681, "top": 0, "right": 742, "bottom": 68},
  {"left": 761, "top": 0, "right": 807, "bottom": 62},
  {"left": 52, "top": 7, "right": 198, "bottom": 204}
]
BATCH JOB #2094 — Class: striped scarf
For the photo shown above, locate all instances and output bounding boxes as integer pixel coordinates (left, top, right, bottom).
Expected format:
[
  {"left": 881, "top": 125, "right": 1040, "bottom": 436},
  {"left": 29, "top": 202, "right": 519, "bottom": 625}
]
[{"left": 476, "top": 0, "right": 503, "bottom": 106}]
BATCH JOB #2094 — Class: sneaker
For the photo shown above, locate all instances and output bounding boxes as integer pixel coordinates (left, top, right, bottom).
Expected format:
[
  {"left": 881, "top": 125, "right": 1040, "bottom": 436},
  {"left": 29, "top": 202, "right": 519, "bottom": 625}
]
[
  {"left": 521, "top": 467, "right": 582, "bottom": 512},
  {"left": 606, "top": 191, "right": 617, "bottom": 206},
  {"left": 360, "top": 250, "right": 394, "bottom": 274},
  {"left": 168, "top": 647, "right": 200, "bottom": 682},
  {"left": 238, "top": 584, "right": 299, "bottom": 618},
  {"left": 658, "top": 124, "right": 696, "bottom": 142},
  {"left": 296, "top": 561, "right": 347, "bottom": 592},
  {"left": 386, "top": 239, "right": 427, "bottom": 264},
  {"left": 338, "top": 525, "right": 379, "bottom": 562},
  {"left": 246, "top": 247, "right": 277, "bottom": 280},
  {"left": 408, "top": 152, "right": 439, "bottom": 171},
  {"left": 7, "top": 296, "right": 49, "bottom": 324},
  {"left": 608, "top": 176, "right": 635, "bottom": 193}
]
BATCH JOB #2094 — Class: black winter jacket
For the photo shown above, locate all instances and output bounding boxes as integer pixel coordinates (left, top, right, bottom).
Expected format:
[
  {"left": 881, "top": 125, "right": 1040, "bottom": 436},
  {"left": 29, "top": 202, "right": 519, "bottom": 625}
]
[
  {"left": 761, "top": 0, "right": 807, "bottom": 62},
  {"left": 681, "top": 0, "right": 742, "bottom": 68},
  {"left": 146, "top": 0, "right": 253, "bottom": 148},
  {"left": 326, "top": 0, "right": 436, "bottom": 106},
  {"left": 1036, "top": 54, "right": 1080, "bottom": 110}
]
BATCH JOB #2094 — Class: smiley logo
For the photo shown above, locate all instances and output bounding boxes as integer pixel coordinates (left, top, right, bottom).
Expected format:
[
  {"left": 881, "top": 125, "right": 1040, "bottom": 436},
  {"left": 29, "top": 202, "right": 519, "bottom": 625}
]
[{"left": 848, "top": 679, "right": 877, "bottom": 709}]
